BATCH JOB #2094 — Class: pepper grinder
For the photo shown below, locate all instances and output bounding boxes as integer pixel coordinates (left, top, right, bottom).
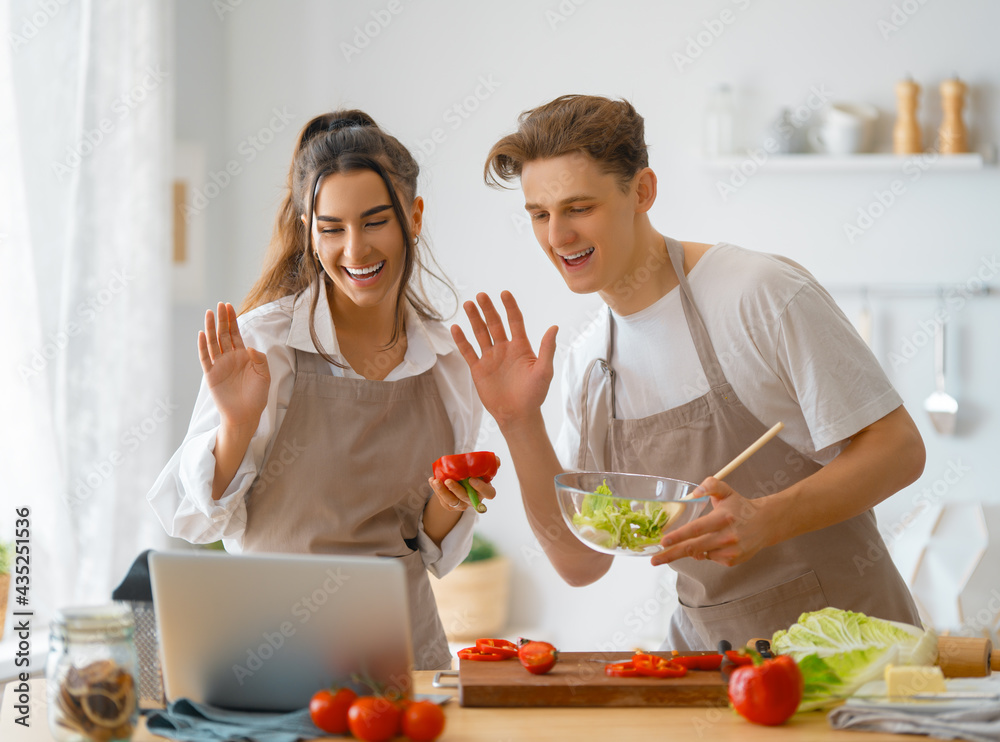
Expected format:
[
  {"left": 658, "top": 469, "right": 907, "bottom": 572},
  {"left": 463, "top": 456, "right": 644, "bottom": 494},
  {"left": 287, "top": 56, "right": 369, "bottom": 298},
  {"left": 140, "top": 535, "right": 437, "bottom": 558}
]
[
  {"left": 893, "top": 76, "right": 922, "bottom": 154},
  {"left": 938, "top": 76, "right": 969, "bottom": 154}
]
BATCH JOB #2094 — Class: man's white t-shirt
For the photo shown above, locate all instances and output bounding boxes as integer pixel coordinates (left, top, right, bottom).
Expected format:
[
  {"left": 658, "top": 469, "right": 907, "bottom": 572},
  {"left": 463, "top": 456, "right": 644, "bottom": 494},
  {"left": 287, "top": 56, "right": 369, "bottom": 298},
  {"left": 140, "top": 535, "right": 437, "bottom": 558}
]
[{"left": 554, "top": 243, "right": 903, "bottom": 472}]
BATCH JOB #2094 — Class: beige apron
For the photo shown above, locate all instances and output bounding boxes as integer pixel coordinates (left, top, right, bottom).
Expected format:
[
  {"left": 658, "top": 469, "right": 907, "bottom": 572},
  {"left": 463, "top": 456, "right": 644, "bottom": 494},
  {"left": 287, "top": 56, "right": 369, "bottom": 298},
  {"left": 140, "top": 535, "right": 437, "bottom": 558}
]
[
  {"left": 578, "top": 237, "right": 920, "bottom": 650},
  {"left": 242, "top": 349, "right": 454, "bottom": 670}
]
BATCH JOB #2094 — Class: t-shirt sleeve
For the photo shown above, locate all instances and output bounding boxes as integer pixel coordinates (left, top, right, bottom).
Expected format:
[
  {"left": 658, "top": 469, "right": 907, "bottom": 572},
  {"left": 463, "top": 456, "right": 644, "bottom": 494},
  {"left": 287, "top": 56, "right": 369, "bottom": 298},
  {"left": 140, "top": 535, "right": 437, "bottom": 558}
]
[{"left": 772, "top": 282, "right": 902, "bottom": 452}]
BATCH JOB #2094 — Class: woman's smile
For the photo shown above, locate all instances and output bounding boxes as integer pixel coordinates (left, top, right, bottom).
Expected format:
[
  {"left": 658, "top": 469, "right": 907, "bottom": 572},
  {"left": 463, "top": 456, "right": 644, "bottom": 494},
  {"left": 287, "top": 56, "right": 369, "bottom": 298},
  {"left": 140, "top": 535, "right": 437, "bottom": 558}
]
[{"left": 342, "top": 259, "right": 387, "bottom": 284}]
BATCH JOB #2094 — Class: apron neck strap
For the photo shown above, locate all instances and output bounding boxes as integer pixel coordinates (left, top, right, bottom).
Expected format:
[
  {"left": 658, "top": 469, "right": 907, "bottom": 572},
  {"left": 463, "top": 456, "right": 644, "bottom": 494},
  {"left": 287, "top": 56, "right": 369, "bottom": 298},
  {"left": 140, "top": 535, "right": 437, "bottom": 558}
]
[{"left": 663, "top": 237, "right": 727, "bottom": 389}]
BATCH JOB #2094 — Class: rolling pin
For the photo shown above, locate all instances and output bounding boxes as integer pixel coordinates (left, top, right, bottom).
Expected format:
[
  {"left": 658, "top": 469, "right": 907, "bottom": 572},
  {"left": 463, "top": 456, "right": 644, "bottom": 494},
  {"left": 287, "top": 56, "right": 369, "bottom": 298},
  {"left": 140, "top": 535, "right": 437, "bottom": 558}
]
[
  {"left": 746, "top": 636, "right": 995, "bottom": 677},
  {"left": 937, "top": 636, "right": 994, "bottom": 678}
]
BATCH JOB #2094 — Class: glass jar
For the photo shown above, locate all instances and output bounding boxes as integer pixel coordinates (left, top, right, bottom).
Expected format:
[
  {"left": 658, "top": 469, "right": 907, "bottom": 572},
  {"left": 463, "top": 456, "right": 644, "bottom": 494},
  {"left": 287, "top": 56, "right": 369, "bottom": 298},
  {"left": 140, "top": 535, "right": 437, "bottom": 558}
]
[{"left": 46, "top": 604, "right": 139, "bottom": 742}]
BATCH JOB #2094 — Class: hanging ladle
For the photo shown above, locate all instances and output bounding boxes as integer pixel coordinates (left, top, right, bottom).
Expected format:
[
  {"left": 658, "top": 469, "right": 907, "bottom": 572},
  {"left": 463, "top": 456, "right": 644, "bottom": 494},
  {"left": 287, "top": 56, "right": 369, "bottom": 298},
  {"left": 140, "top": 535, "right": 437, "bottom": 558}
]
[{"left": 924, "top": 314, "right": 958, "bottom": 435}]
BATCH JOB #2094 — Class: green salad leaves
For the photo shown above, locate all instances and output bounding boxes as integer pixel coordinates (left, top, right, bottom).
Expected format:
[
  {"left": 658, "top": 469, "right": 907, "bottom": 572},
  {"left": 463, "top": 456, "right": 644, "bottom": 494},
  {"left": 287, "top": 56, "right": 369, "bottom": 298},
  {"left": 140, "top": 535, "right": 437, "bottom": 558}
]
[
  {"left": 571, "top": 479, "right": 680, "bottom": 552},
  {"left": 771, "top": 607, "right": 938, "bottom": 710}
]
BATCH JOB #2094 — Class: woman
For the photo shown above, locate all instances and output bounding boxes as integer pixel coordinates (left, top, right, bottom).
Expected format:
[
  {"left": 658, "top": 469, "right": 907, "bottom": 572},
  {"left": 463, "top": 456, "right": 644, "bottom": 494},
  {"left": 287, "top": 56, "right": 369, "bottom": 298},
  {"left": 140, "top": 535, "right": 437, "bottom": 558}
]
[{"left": 148, "top": 110, "right": 492, "bottom": 670}]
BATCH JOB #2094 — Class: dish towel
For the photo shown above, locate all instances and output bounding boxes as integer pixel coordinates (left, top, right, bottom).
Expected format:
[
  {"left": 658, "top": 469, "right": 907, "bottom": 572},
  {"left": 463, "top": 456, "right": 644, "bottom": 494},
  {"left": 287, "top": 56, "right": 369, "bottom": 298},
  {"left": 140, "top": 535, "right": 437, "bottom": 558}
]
[
  {"left": 827, "top": 701, "right": 1000, "bottom": 742},
  {"left": 144, "top": 699, "right": 323, "bottom": 742}
]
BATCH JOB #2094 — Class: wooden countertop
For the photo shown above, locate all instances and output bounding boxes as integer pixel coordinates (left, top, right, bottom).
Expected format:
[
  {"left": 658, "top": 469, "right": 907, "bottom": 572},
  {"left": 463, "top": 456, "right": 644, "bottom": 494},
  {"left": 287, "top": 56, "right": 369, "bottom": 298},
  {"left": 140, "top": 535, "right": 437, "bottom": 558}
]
[{"left": 1, "top": 673, "right": 905, "bottom": 741}]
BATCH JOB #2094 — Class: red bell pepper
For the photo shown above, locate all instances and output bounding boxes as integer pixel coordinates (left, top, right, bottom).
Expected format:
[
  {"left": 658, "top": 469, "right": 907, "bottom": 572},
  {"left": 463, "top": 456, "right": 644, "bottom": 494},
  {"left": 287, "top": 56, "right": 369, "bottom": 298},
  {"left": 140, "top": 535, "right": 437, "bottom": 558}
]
[
  {"left": 725, "top": 649, "right": 756, "bottom": 666},
  {"left": 475, "top": 638, "right": 518, "bottom": 659},
  {"left": 432, "top": 451, "right": 500, "bottom": 514},
  {"left": 457, "top": 646, "right": 508, "bottom": 662},
  {"left": 604, "top": 653, "right": 688, "bottom": 679},
  {"left": 632, "top": 653, "right": 688, "bottom": 678},
  {"left": 604, "top": 661, "right": 642, "bottom": 678},
  {"left": 670, "top": 653, "right": 724, "bottom": 671}
]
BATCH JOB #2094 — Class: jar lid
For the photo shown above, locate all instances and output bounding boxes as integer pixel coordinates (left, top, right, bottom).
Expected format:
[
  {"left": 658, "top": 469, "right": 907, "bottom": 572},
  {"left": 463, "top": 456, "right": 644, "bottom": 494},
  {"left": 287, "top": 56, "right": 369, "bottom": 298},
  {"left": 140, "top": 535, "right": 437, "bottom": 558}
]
[{"left": 51, "top": 603, "right": 135, "bottom": 639}]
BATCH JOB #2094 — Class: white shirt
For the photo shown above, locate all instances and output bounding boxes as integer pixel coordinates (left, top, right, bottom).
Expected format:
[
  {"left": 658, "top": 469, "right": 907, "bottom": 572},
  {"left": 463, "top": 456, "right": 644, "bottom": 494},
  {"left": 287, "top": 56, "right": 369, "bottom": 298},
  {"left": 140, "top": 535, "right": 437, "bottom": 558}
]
[
  {"left": 555, "top": 243, "right": 902, "bottom": 471},
  {"left": 147, "top": 282, "right": 483, "bottom": 577}
]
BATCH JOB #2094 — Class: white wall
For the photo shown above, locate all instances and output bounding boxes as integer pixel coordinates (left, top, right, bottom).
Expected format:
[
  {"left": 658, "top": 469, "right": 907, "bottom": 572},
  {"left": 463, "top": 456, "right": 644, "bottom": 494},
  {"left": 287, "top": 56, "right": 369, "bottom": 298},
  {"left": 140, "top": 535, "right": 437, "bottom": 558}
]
[{"left": 173, "top": 0, "right": 1000, "bottom": 650}]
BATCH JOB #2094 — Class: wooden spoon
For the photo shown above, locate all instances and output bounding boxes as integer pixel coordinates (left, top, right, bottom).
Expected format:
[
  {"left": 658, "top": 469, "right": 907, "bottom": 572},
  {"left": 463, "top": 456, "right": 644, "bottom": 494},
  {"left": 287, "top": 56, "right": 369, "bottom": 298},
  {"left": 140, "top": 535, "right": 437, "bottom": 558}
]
[{"left": 681, "top": 422, "right": 785, "bottom": 499}]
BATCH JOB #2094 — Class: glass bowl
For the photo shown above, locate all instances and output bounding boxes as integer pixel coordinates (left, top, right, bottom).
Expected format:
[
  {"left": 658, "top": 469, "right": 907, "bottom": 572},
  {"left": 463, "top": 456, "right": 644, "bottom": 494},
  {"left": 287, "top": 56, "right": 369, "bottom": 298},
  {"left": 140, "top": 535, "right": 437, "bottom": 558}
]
[{"left": 554, "top": 471, "right": 710, "bottom": 556}]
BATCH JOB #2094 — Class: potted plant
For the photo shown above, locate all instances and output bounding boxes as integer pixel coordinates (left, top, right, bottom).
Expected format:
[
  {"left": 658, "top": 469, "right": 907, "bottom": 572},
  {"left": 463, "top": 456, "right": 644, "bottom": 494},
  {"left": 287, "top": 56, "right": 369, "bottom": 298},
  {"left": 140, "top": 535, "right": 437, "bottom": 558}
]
[
  {"left": 0, "top": 539, "right": 10, "bottom": 640},
  {"left": 430, "top": 533, "right": 511, "bottom": 641}
]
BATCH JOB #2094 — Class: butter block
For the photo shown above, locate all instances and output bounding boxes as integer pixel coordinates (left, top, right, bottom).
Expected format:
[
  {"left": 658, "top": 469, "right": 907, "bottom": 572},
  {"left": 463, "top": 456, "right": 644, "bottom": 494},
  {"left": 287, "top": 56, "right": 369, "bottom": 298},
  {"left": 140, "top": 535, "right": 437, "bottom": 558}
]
[{"left": 885, "top": 664, "right": 947, "bottom": 696}]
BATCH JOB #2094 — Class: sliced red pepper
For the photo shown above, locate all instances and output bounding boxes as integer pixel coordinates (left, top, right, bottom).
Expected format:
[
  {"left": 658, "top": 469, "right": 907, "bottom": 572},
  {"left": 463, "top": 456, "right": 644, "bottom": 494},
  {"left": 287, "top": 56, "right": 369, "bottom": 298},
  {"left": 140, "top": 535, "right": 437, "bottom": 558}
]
[
  {"left": 725, "top": 650, "right": 755, "bottom": 666},
  {"left": 632, "top": 653, "right": 688, "bottom": 678},
  {"left": 604, "top": 661, "right": 642, "bottom": 678},
  {"left": 432, "top": 451, "right": 500, "bottom": 514},
  {"left": 670, "top": 653, "right": 724, "bottom": 671},
  {"left": 458, "top": 646, "right": 508, "bottom": 661},
  {"left": 475, "top": 638, "right": 518, "bottom": 659}
]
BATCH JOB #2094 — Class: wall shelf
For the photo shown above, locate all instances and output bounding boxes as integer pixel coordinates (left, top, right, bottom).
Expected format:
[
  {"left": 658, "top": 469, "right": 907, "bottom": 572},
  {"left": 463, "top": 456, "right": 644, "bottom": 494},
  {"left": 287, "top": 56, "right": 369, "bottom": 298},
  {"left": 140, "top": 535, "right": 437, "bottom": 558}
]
[
  {"left": 826, "top": 283, "right": 995, "bottom": 299},
  {"left": 704, "top": 151, "right": 994, "bottom": 172}
]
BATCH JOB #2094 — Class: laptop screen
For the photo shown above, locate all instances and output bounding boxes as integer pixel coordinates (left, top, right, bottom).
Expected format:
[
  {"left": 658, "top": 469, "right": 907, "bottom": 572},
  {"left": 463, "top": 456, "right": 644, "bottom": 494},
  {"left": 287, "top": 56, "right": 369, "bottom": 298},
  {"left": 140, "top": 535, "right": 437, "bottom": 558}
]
[{"left": 149, "top": 551, "right": 413, "bottom": 711}]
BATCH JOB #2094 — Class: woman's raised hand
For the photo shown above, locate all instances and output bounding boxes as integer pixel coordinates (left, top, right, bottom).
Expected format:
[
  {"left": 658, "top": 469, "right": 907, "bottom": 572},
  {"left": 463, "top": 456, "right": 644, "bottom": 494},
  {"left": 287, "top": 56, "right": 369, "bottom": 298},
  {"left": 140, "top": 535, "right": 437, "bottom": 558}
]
[
  {"left": 198, "top": 302, "right": 271, "bottom": 429},
  {"left": 451, "top": 291, "right": 558, "bottom": 429}
]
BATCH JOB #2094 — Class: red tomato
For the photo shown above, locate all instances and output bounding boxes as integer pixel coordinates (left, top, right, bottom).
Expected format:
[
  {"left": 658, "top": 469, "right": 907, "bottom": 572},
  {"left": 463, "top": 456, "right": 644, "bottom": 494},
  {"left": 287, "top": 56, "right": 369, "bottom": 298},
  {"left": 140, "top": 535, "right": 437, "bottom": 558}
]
[
  {"left": 308, "top": 687, "right": 357, "bottom": 734},
  {"left": 401, "top": 699, "right": 445, "bottom": 742},
  {"left": 517, "top": 639, "right": 559, "bottom": 675},
  {"left": 728, "top": 654, "right": 804, "bottom": 726},
  {"left": 347, "top": 695, "right": 402, "bottom": 742}
]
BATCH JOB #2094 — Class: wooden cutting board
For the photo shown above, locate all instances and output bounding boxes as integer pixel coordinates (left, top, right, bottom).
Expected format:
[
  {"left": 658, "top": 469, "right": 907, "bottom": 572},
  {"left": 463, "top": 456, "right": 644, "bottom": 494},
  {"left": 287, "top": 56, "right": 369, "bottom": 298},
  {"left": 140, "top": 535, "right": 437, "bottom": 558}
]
[{"left": 457, "top": 652, "right": 729, "bottom": 707}]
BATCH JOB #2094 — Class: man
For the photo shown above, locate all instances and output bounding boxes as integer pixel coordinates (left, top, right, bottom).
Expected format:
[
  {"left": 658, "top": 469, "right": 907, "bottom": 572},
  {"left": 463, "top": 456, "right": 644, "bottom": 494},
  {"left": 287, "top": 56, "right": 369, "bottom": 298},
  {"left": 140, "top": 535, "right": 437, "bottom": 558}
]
[{"left": 449, "top": 94, "right": 924, "bottom": 649}]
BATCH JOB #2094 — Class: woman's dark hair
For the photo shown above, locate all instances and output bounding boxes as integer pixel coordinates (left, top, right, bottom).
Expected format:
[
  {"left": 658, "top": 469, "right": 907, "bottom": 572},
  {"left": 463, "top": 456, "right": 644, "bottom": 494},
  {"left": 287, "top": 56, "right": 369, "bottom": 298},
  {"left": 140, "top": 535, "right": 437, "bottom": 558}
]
[
  {"left": 484, "top": 94, "right": 648, "bottom": 191},
  {"left": 242, "top": 110, "right": 453, "bottom": 364}
]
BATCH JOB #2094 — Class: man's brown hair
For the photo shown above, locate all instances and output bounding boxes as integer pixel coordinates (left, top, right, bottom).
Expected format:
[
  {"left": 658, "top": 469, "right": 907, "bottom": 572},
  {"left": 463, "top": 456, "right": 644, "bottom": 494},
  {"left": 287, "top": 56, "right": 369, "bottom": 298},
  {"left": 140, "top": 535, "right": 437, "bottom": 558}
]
[{"left": 484, "top": 94, "right": 649, "bottom": 191}]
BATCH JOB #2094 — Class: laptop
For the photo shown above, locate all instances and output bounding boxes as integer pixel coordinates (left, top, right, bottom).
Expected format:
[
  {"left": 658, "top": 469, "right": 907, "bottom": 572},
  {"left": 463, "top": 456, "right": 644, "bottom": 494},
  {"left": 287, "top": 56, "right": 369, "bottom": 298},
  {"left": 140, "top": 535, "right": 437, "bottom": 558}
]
[{"left": 148, "top": 551, "right": 413, "bottom": 711}]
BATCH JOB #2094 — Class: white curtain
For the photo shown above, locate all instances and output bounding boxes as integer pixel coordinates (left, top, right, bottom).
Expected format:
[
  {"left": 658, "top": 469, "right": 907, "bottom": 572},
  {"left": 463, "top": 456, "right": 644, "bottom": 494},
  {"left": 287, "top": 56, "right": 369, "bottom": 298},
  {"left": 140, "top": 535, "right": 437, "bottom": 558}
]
[{"left": 1, "top": 0, "right": 173, "bottom": 631}]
